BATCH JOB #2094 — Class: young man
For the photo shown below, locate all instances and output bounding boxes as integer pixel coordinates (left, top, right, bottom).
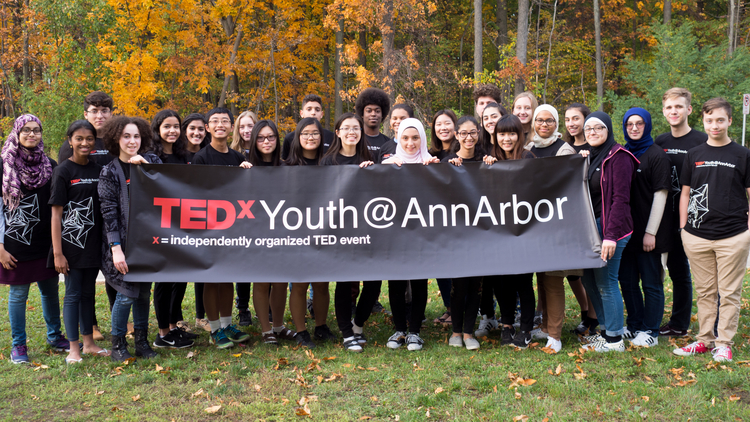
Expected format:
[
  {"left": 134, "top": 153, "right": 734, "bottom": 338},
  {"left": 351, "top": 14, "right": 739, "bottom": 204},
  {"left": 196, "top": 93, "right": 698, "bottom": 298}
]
[
  {"left": 192, "top": 108, "right": 254, "bottom": 349},
  {"left": 654, "top": 87, "right": 707, "bottom": 337},
  {"left": 59, "top": 91, "right": 115, "bottom": 167},
  {"left": 673, "top": 98, "right": 750, "bottom": 363},
  {"left": 473, "top": 83, "right": 503, "bottom": 117},
  {"left": 281, "top": 94, "right": 334, "bottom": 160},
  {"left": 355, "top": 87, "right": 392, "bottom": 163}
]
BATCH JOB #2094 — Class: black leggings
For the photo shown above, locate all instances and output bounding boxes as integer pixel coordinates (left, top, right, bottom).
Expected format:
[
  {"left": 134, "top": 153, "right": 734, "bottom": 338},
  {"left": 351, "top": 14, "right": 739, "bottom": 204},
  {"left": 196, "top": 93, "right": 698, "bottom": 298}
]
[
  {"left": 389, "top": 279, "right": 427, "bottom": 334},
  {"left": 334, "top": 281, "right": 381, "bottom": 338},
  {"left": 195, "top": 283, "right": 205, "bottom": 319},
  {"left": 236, "top": 283, "right": 251, "bottom": 310},
  {"left": 451, "top": 276, "right": 482, "bottom": 334},
  {"left": 154, "top": 282, "right": 187, "bottom": 329},
  {"left": 497, "top": 273, "right": 535, "bottom": 331},
  {"left": 479, "top": 275, "right": 500, "bottom": 317}
]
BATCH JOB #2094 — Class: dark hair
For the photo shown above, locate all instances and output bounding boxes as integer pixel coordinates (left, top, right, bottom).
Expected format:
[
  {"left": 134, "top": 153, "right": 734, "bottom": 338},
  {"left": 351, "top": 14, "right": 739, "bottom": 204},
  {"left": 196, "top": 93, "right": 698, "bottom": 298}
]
[
  {"left": 472, "top": 84, "right": 502, "bottom": 104},
  {"left": 492, "top": 115, "right": 528, "bottom": 161},
  {"left": 285, "top": 117, "right": 325, "bottom": 166},
  {"left": 151, "top": 109, "right": 187, "bottom": 161},
  {"left": 246, "top": 120, "right": 281, "bottom": 166},
  {"left": 702, "top": 97, "right": 732, "bottom": 118},
  {"left": 428, "top": 109, "right": 457, "bottom": 155},
  {"left": 302, "top": 94, "right": 323, "bottom": 107},
  {"left": 205, "top": 107, "right": 234, "bottom": 125},
  {"left": 84, "top": 91, "right": 113, "bottom": 112},
  {"left": 391, "top": 103, "right": 414, "bottom": 118},
  {"left": 355, "top": 88, "right": 391, "bottom": 119},
  {"left": 320, "top": 113, "right": 372, "bottom": 165},
  {"left": 66, "top": 120, "right": 97, "bottom": 141},
  {"left": 101, "top": 116, "right": 152, "bottom": 156},
  {"left": 562, "top": 103, "right": 591, "bottom": 144},
  {"left": 479, "top": 102, "right": 507, "bottom": 153},
  {"left": 182, "top": 113, "right": 211, "bottom": 148},
  {"left": 454, "top": 115, "right": 482, "bottom": 155}
]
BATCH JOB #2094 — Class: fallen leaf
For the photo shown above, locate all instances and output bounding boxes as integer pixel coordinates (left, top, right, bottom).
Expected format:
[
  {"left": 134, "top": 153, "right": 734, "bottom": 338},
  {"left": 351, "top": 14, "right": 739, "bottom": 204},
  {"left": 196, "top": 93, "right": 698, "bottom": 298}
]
[
  {"left": 323, "top": 356, "right": 336, "bottom": 361},
  {"left": 434, "top": 387, "right": 444, "bottom": 394},
  {"left": 232, "top": 353, "right": 242, "bottom": 358},
  {"left": 95, "top": 390, "right": 105, "bottom": 396},
  {"left": 295, "top": 403, "right": 311, "bottom": 417},
  {"left": 192, "top": 388, "right": 204, "bottom": 397},
  {"left": 132, "top": 394, "right": 140, "bottom": 402},
  {"left": 186, "top": 351, "right": 195, "bottom": 359},
  {"left": 254, "top": 384, "right": 261, "bottom": 392},
  {"left": 111, "top": 406, "right": 122, "bottom": 412},
  {"left": 540, "top": 346, "right": 557, "bottom": 355},
  {"left": 359, "top": 417, "right": 372, "bottom": 420},
  {"left": 515, "top": 392, "right": 522, "bottom": 400},
  {"left": 641, "top": 396, "right": 649, "bottom": 402},
  {"left": 204, "top": 405, "right": 221, "bottom": 414},
  {"left": 155, "top": 364, "right": 164, "bottom": 372},
  {"left": 729, "top": 395, "right": 741, "bottom": 402},
  {"left": 513, "top": 416, "right": 529, "bottom": 422}
]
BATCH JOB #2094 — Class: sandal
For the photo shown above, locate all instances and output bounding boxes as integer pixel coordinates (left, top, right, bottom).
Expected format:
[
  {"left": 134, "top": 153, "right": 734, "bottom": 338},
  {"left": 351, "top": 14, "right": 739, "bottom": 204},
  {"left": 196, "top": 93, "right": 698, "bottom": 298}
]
[
  {"left": 83, "top": 349, "right": 110, "bottom": 357},
  {"left": 343, "top": 336, "right": 363, "bottom": 353},
  {"left": 262, "top": 332, "right": 278, "bottom": 345},
  {"left": 66, "top": 357, "right": 83, "bottom": 364},
  {"left": 434, "top": 311, "right": 451, "bottom": 324}
]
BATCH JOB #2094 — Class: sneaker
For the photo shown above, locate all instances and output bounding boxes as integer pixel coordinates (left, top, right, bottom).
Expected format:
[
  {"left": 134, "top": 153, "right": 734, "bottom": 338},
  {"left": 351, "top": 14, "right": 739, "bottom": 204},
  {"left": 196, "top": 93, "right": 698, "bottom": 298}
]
[
  {"left": 175, "top": 326, "right": 199, "bottom": 340},
  {"left": 571, "top": 321, "right": 588, "bottom": 336},
  {"left": 295, "top": 330, "right": 316, "bottom": 348},
  {"left": 406, "top": 333, "right": 424, "bottom": 351},
  {"left": 314, "top": 324, "right": 337, "bottom": 342},
  {"left": 530, "top": 328, "right": 549, "bottom": 340},
  {"left": 448, "top": 336, "right": 463, "bottom": 347},
  {"left": 195, "top": 318, "right": 212, "bottom": 332},
  {"left": 353, "top": 333, "right": 367, "bottom": 345},
  {"left": 659, "top": 324, "right": 688, "bottom": 337},
  {"left": 372, "top": 301, "right": 391, "bottom": 316},
  {"left": 584, "top": 339, "right": 625, "bottom": 353},
  {"left": 533, "top": 311, "right": 543, "bottom": 327},
  {"left": 210, "top": 329, "right": 235, "bottom": 349},
  {"left": 387, "top": 331, "right": 407, "bottom": 349},
  {"left": 500, "top": 326, "right": 516, "bottom": 346},
  {"left": 343, "top": 336, "right": 363, "bottom": 353},
  {"left": 274, "top": 326, "right": 296, "bottom": 341},
  {"left": 224, "top": 324, "right": 250, "bottom": 343},
  {"left": 512, "top": 331, "right": 532, "bottom": 349},
  {"left": 581, "top": 333, "right": 603, "bottom": 344},
  {"left": 464, "top": 337, "right": 480, "bottom": 350},
  {"left": 622, "top": 327, "right": 635, "bottom": 339},
  {"left": 10, "top": 345, "right": 29, "bottom": 364},
  {"left": 673, "top": 341, "right": 708, "bottom": 357},
  {"left": 237, "top": 309, "right": 253, "bottom": 327},
  {"left": 475, "top": 316, "right": 499, "bottom": 337},
  {"left": 153, "top": 330, "right": 194, "bottom": 349},
  {"left": 544, "top": 337, "right": 562, "bottom": 353},
  {"left": 712, "top": 346, "right": 732, "bottom": 362},
  {"left": 47, "top": 336, "right": 71, "bottom": 352},
  {"left": 630, "top": 331, "right": 658, "bottom": 348}
]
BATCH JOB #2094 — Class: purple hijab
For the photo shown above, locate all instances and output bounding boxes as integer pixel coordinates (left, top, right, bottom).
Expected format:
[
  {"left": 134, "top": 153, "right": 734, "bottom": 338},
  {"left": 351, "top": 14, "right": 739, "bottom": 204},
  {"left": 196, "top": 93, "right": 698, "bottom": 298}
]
[{"left": 1, "top": 114, "right": 52, "bottom": 210}]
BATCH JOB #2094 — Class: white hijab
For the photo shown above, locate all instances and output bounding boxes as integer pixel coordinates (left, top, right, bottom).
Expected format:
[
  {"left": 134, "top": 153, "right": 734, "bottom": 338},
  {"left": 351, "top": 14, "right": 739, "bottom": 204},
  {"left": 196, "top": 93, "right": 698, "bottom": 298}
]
[
  {"left": 395, "top": 118, "right": 433, "bottom": 163},
  {"left": 531, "top": 104, "right": 562, "bottom": 148}
]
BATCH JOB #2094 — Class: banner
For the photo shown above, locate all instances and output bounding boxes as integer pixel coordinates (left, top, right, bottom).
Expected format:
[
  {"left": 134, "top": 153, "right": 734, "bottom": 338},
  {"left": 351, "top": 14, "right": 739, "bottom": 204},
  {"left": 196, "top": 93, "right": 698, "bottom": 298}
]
[{"left": 124, "top": 155, "right": 603, "bottom": 283}]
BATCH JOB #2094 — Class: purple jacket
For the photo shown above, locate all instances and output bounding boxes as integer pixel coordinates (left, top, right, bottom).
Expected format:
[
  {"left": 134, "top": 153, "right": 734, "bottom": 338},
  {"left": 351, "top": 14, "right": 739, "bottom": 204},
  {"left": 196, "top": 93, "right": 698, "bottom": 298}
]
[{"left": 599, "top": 144, "right": 638, "bottom": 242}]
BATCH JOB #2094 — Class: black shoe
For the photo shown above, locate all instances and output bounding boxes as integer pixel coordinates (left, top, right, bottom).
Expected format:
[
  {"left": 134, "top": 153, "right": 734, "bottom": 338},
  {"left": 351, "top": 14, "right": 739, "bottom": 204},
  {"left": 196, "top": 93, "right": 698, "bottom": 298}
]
[
  {"left": 314, "top": 324, "right": 337, "bottom": 342},
  {"left": 111, "top": 336, "right": 134, "bottom": 362},
  {"left": 501, "top": 325, "right": 516, "bottom": 346},
  {"left": 175, "top": 326, "right": 199, "bottom": 340},
  {"left": 238, "top": 309, "right": 253, "bottom": 327},
  {"left": 134, "top": 329, "right": 157, "bottom": 359},
  {"left": 512, "top": 331, "right": 532, "bottom": 349},
  {"left": 372, "top": 301, "right": 391, "bottom": 316},
  {"left": 295, "top": 330, "right": 316, "bottom": 348},
  {"left": 153, "top": 330, "right": 194, "bottom": 349}
]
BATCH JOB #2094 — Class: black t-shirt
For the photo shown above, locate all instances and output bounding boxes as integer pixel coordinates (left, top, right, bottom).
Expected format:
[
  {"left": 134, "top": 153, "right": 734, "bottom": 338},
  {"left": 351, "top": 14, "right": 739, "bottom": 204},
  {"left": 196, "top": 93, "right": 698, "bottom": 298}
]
[
  {"left": 118, "top": 159, "right": 131, "bottom": 192},
  {"left": 283, "top": 156, "right": 319, "bottom": 166},
  {"left": 256, "top": 160, "right": 276, "bottom": 167},
  {"left": 192, "top": 143, "right": 245, "bottom": 166},
  {"left": 440, "top": 152, "right": 483, "bottom": 163},
  {"left": 48, "top": 159, "right": 103, "bottom": 268},
  {"left": 572, "top": 143, "right": 590, "bottom": 153},
  {"left": 281, "top": 128, "right": 333, "bottom": 161},
  {"left": 162, "top": 153, "right": 188, "bottom": 165},
  {"left": 681, "top": 141, "right": 750, "bottom": 240},
  {"left": 58, "top": 137, "right": 114, "bottom": 167},
  {"left": 378, "top": 141, "right": 397, "bottom": 163},
  {"left": 1, "top": 159, "right": 58, "bottom": 261},
  {"left": 366, "top": 133, "right": 391, "bottom": 163},
  {"left": 655, "top": 129, "right": 707, "bottom": 218},
  {"left": 529, "top": 138, "right": 566, "bottom": 158},
  {"left": 589, "top": 167, "right": 603, "bottom": 220},
  {"left": 626, "top": 144, "right": 673, "bottom": 253}
]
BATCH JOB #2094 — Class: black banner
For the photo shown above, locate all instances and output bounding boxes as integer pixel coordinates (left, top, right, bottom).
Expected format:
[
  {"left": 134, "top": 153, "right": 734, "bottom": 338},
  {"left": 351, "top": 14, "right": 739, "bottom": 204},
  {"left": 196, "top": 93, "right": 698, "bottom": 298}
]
[{"left": 124, "top": 155, "right": 603, "bottom": 283}]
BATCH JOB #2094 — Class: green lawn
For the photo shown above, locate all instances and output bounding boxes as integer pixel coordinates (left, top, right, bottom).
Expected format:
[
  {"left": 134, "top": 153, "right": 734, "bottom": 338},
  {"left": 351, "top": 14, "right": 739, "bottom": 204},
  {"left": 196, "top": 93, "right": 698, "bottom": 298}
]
[{"left": 1, "top": 276, "right": 749, "bottom": 421}]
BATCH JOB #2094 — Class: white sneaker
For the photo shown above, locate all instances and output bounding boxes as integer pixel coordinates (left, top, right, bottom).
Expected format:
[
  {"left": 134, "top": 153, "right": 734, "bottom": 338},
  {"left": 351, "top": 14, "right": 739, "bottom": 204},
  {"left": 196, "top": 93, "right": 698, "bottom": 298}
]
[
  {"left": 530, "top": 328, "right": 549, "bottom": 340},
  {"left": 630, "top": 331, "right": 658, "bottom": 348},
  {"left": 581, "top": 332, "right": 602, "bottom": 344},
  {"left": 584, "top": 339, "right": 625, "bottom": 353},
  {"left": 406, "top": 333, "right": 424, "bottom": 351},
  {"left": 475, "top": 316, "right": 498, "bottom": 337},
  {"left": 386, "top": 331, "right": 406, "bottom": 349},
  {"left": 622, "top": 327, "right": 635, "bottom": 339},
  {"left": 544, "top": 337, "right": 562, "bottom": 353}
]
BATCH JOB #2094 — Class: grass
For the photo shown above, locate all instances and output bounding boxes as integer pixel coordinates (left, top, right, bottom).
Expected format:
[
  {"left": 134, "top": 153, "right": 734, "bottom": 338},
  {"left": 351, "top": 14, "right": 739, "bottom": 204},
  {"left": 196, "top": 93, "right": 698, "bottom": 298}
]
[{"left": 1, "top": 276, "right": 750, "bottom": 421}]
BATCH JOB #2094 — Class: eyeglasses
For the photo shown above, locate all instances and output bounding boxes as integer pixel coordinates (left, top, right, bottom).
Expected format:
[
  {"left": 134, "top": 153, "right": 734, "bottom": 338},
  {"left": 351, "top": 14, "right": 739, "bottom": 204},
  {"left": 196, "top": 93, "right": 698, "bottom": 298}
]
[
  {"left": 85, "top": 108, "right": 110, "bottom": 116},
  {"left": 300, "top": 132, "right": 321, "bottom": 139},
  {"left": 20, "top": 127, "right": 42, "bottom": 135},
  {"left": 626, "top": 121, "right": 645, "bottom": 129},
  {"left": 583, "top": 126, "right": 607, "bottom": 133},
  {"left": 258, "top": 135, "right": 277, "bottom": 143},
  {"left": 208, "top": 119, "right": 231, "bottom": 125},
  {"left": 457, "top": 130, "right": 478, "bottom": 138},
  {"left": 535, "top": 119, "right": 556, "bottom": 126},
  {"left": 338, "top": 126, "right": 361, "bottom": 133}
]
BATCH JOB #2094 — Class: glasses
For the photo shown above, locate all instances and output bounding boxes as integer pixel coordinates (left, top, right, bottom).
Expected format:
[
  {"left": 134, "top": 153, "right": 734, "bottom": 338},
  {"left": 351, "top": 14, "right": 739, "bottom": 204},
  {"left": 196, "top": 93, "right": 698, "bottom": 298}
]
[
  {"left": 20, "top": 127, "right": 42, "bottom": 135},
  {"left": 258, "top": 135, "right": 277, "bottom": 143},
  {"left": 209, "top": 119, "right": 231, "bottom": 125},
  {"left": 457, "top": 130, "right": 478, "bottom": 138},
  {"left": 338, "top": 126, "right": 361, "bottom": 133},
  {"left": 626, "top": 121, "right": 645, "bottom": 129},
  {"left": 85, "top": 108, "right": 110, "bottom": 116},
  {"left": 583, "top": 126, "right": 607, "bottom": 133},
  {"left": 300, "top": 132, "right": 320, "bottom": 139},
  {"left": 535, "top": 119, "right": 556, "bottom": 126}
]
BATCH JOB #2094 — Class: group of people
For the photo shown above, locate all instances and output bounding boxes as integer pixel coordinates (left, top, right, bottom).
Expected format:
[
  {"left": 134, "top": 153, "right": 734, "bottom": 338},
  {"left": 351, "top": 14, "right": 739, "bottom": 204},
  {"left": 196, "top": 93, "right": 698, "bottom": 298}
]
[{"left": 2, "top": 84, "right": 748, "bottom": 366}]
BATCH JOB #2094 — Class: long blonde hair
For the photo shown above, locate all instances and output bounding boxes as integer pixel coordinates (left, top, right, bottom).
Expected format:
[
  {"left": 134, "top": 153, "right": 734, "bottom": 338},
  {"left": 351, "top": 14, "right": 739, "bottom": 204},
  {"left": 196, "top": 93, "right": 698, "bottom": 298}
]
[
  {"left": 230, "top": 111, "right": 259, "bottom": 152},
  {"left": 512, "top": 91, "right": 539, "bottom": 136}
]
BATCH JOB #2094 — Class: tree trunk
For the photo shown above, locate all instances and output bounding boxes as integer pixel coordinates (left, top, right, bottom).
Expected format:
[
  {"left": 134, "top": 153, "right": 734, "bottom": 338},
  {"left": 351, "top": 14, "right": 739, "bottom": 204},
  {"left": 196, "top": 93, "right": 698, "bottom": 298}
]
[
  {"left": 663, "top": 0, "right": 672, "bottom": 24},
  {"left": 218, "top": 26, "right": 244, "bottom": 110},
  {"left": 495, "top": 0, "right": 508, "bottom": 71},
  {"left": 323, "top": 47, "right": 330, "bottom": 130},
  {"left": 358, "top": 31, "right": 367, "bottom": 68},
  {"left": 382, "top": 0, "right": 395, "bottom": 101},
  {"left": 474, "top": 0, "right": 482, "bottom": 80},
  {"left": 594, "top": 0, "right": 603, "bottom": 111},
  {"left": 335, "top": 18, "right": 344, "bottom": 119},
  {"left": 270, "top": 36, "right": 279, "bottom": 126},
  {"left": 543, "top": 0, "right": 558, "bottom": 104},
  {"left": 515, "top": 0, "right": 530, "bottom": 94}
]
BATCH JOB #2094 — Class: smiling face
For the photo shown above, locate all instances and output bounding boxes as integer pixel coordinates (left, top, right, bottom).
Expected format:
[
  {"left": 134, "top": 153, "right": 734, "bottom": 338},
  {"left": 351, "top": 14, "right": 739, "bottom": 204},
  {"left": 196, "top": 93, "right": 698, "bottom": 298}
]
[
  {"left": 534, "top": 110, "right": 556, "bottom": 138},
  {"left": 299, "top": 124, "right": 321, "bottom": 151},
  {"left": 363, "top": 105, "right": 383, "bottom": 130},
  {"left": 159, "top": 116, "right": 180, "bottom": 145},
  {"left": 456, "top": 121, "right": 478, "bottom": 151},
  {"left": 207, "top": 113, "right": 232, "bottom": 141},
  {"left": 186, "top": 120, "right": 205, "bottom": 146},
  {"left": 337, "top": 117, "right": 361, "bottom": 148},
  {"left": 255, "top": 126, "right": 277, "bottom": 158},
  {"left": 399, "top": 127, "right": 421, "bottom": 155},
  {"left": 84, "top": 105, "right": 111, "bottom": 130},
  {"left": 497, "top": 131, "right": 519, "bottom": 153},
  {"left": 626, "top": 115, "right": 645, "bottom": 141},
  {"left": 703, "top": 108, "right": 731, "bottom": 142},
  {"left": 434, "top": 114, "right": 455, "bottom": 143},
  {"left": 662, "top": 96, "right": 692, "bottom": 128},
  {"left": 239, "top": 116, "right": 255, "bottom": 142},
  {"left": 69, "top": 128, "right": 96, "bottom": 158},
  {"left": 584, "top": 121, "right": 608, "bottom": 147},
  {"left": 119, "top": 123, "right": 142, "bottom": 160},
  {"left": 475, "top": 96, "right": 496, "bottom": 117},
  {"left": 483, "top": 107, "right": 502, "bottom": 138},
  {"left": 390, "top": 108, "right": 410, "bottom": 134},
  {"left": 565, "top": 108, "right": 585, "bottom": 138},
  {"left": 301, "top": 101, "right": 323, "bottom": 121},
  {"left": 18, "top": 121, "right": 42, "bottom": 149},
  {"left": 513, "top": 97, "right": 533, "bottom": 124}
]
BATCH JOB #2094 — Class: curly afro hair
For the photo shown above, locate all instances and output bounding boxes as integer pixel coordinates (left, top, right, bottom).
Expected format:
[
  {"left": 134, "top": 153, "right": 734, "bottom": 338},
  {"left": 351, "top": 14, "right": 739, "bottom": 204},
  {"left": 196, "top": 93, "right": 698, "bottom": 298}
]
[
  {"left": 472, "top": 84, "right": 502, "bottom": 103},
  {"left": 355, "top": 88, "right": 391, "bottom": 119}
]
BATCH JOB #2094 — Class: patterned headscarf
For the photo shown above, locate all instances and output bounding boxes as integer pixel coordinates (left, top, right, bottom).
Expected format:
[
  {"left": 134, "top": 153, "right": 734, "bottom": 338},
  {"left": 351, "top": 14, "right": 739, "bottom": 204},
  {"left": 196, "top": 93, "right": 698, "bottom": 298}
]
[{"left": 1, "top": 114, "right": 52, "bottom": 210}]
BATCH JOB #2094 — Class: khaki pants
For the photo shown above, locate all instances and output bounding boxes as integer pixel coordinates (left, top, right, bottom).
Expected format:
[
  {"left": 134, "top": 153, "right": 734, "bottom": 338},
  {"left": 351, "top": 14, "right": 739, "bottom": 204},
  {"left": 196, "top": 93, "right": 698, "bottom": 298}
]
[
  {"left": 538, "top": 274, "right": 565, "bottom": 340},
  {"left": 681, "top": 230, "right": 750, "bottom": 348}
]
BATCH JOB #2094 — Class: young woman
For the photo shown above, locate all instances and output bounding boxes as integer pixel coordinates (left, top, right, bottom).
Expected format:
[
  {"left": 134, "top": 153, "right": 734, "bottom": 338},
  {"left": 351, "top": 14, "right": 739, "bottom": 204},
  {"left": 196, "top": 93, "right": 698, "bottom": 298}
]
[
  {"left": 50, "top": 120, "right": 110, "bottom": 363},
  {"left": 99, "top": 116, "right": 162, "bottom": 361},
  {"left": 512, "top": 91, "right": 538, "bottom": 143},
  {"left": 443, "top": 116, "right": 484, "bottom": 164},
  {"left": 563, "top": 103, "right": 591, "bottom": 152},
  {"left": 580, "top": 111, "right": 637, "bottom": 353},
  {"left": 389, "top": 104, "right": 414, "bottom": 141},
  {"left": 230, "top": 111, "right": 259, "bottom": 155},
  {"left": 183, "top": 113, "right": 209, "bottom": 164},
  {"left": 479, "top": 102, "right": 507, "bottom": 153},
  {"left": 320, "top": 113, "right": 376, "bottom": 352},
  {"left": 150, "top": 110, "right": 196, "bottom": 349},
  {"left": 1, "top": 114, "right": 68, "bottom": 364},
  {"left": 284, "top": 117, "right": 336, "bottom": 348},
  {"left": 482, "top": 115, "right": 536, "bottom": 348}
]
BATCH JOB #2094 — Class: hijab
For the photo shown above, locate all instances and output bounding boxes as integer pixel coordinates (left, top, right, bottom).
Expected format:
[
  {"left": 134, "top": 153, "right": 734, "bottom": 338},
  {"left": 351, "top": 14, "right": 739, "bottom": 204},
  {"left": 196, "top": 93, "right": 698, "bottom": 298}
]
[
  {"left": 1, "top": 114, "right": 52, "bottom": 211},
  {"left": 622, "top": 107, "right": 653, "bottom": 159},
  {"left": 531, "top": 104, "right": 562, "bottom": 148},
  {"left": 395, "top": 118, "right": 433, "bottom": 163},
  {"left": 585, "top": 111, "right": 617, "bottom": 181}
]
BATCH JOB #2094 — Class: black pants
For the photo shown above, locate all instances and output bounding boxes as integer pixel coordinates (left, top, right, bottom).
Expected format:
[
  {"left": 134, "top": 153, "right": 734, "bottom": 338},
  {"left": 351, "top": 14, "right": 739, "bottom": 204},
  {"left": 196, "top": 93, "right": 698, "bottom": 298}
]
[
  {"left": 235, "top": 283, "right": 251, "bottom": 310},
  {"left": 389, "top": 279, "right": 427, "bottom": 334},
  {"left": 154, "top": 282, "right": 187, "bottom": 329},
  {"left": 92, "top": 280, "right": 118, "bottom": 327},
  {"left": 479, "top": 275, "right": 499, "bottom": 317},
  {"left": 335, "top": 281, "right": 381, "bottom": 338},
  {"left": 497, "top": 273, "right": 535, "bottom": 331},
  {"left": 451, "top": 276, "right": 482, "bottom": 334},
  {"left": 195, "top": 283, "right": 205, "bottom": 319}
]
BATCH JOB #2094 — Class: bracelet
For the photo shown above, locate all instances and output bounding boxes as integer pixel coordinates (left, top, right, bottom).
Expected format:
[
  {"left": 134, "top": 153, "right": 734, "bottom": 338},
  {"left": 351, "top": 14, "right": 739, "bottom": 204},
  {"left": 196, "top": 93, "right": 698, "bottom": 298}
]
[{"left": 109, "top": 242, "right": 121, "bottom": 247}]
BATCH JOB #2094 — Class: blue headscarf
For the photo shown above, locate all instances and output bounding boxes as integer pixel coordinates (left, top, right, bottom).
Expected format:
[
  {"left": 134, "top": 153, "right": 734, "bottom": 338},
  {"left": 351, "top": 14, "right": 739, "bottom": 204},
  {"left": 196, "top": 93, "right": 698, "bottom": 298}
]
[{"left": 622, "top": 107, "right": 653, "bottom": 158}]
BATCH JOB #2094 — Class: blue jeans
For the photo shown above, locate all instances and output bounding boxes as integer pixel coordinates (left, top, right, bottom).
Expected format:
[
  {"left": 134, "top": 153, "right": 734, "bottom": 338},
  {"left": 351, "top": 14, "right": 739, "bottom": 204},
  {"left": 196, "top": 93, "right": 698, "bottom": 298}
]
[
  {"left": 582, "top": 220, "right": 630, "bottom": 337},
  {"left": 619, "top": 249, "right": 664, "bottom": 336},
  {"left": 63, "top": 268, "right": 98, "bottom": 342},
  {"left": 665, "top": 236, "right": 693, "bottom": 330},
  {"left": 111, "top": 283, "right": 152, "bottom": 337},
  {"left": 8, "top": 276, "right": 63, "bottom": 347}
]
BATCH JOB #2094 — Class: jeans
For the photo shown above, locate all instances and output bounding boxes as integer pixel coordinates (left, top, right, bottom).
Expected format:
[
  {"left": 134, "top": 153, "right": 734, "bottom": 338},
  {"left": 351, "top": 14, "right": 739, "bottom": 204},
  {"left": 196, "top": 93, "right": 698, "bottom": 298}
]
[
  {"left": 619, "top": 249, "right": 664, "bottom": 335},
  {"left": 110, "top": 283, "right": 152, "bottom": 337},
  {"left": 8, "top": 276, "right": 63, "bottom": 347},
  {"left": 665, "top": 236, "right": 693, "bottom": 330},
  {"left": 582, "top": 220, "right": 630, "bottom": 338},
  {"left": 63, "top": 268, "right": 98, "bottom": 342}
]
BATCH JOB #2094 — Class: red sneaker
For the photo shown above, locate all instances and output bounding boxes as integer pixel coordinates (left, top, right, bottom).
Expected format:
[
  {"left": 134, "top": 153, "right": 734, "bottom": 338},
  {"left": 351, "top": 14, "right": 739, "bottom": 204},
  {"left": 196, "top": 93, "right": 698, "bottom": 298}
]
[{"left": 672, "top": 341, "right": 708, "bottom": 356}]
